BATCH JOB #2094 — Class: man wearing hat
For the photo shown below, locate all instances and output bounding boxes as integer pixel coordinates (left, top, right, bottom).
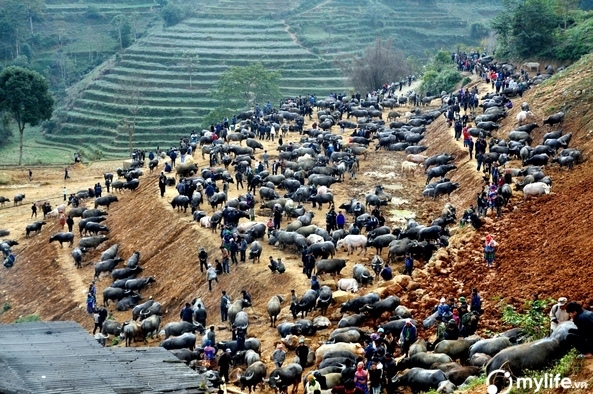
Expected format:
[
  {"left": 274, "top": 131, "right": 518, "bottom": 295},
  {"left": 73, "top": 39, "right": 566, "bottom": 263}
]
[
  {"left": 398, "top": 319, "right": 417, "bottom": 357},
  {"left": 218, "top": 348, "right": 232, "bottom": 384},
  {"left": 272, "top": 343, "right": 286, "bottom": 368},
  {"left": 295, "top": 337, "right": 309, "bottom": 370},
  {"left": 549, "top": 297, "right": 570, "bottom": 332},
  {"left": 305, "top": 374, "right": 321, "bottom": 393}
]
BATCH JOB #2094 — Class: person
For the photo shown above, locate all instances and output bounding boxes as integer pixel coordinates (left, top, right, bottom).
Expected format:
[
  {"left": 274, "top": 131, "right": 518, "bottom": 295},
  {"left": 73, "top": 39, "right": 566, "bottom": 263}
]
[
  {"left": 221, "top": 247, "right": 230, "bottom": 274},
  {"left": 549, "top": 297, "right": 570, "bottom": 332},
  {"left": 59, "top": 212, "right": 66, "bottom": 229},
  {"left": 28, "top": 169, "right": 32, "bottom": 182},
  {"left": 368, "top": 361, "right": 383, "bottom": 394},
  {"left": 467, "top": 136, "right": 475, "bottom": 160},
  {"left": 295, "top": 338, "right": 309, "bottom": 369},
  {"left": 31, "top": 202, "right": 37, "bottom": 218},
  {"left": 64, "top": 167, "right": 69, "bottom": 180},
  {"left": 158, "top": 172, "right": 167, "bottom": 197},
  {"left": 241, "top": 290, "right": 252, "bottom": 308},
  {"left": 180, "top": 302, "right": 194, "bottom": 323},
  {"left": 305, "top": 375, "right": 321, "bottom": 394},
  {"left": 220, "top": 291, "right": 231, "bottom": 322},
  {"left": 205, "top": 325, "right": 216, "bottom": 346},
  {"left": 105, "top": 178, "right": 111, "bottom": 193},
  {"left": 272, "top": 343, "right": 286, "bottom": 368},
  {"left": 88, "top": 281, "right": 97, "bottom": 301},
  {"left": 86, "top": 292, "right": 95, "bottom": 314},
  {"left": 471, "top": 288, "right": 482, "bottom": 314},
  {"left": 203, "top": 341, "right": 216, "bottom": 364},
  {"left": 432, "top": 315, "right": 447, "bottom": 347},
  {"left": 207, "top": 264, "right": 219, "bottom": 292},
  {"left": 444, "top": 319, "right": 460, "bottom": 340},
  {"left": 565, "top": 302, "right": 593, "bottom": 358},
  {"left": 437, "top": 297, "right": 450, "bottom": 319},
  {"left": 229, "top": 239, "right": 239, "bottom": 265},
  {"left": 269, "top": 256, "right": 279, "bottom": 273},
  {"left": 380, "top": 263, "right": 392, "bottom": 281},
  {"left": 336, "top": 211, "right": 346, "bottom": 229},
  {"left": 65, "top": 215, "right": 74, "bottom": 233},
  {"left": 403, "top": 254, "right": 414, "bottom": 276},
  {"left": 398, "top": 319, "right": 417, "bottom": 357},
  {"left": 93, "top": 307, "right": 107, "bottom": 335},
  {"left": 310, "top": 275, "right": 320, "bottom": 292},
  {"left": 63, "top": 187, "right": 67, "bottom": 202},
  {"left": 194, "top": 303, "right": 207, "bottom": 327},
  {"left": 239, "top": 237, "right": 247, "bottom": 263},
  {"left": 198, "top": 247, "right": 208, "bottom": 273},
  {"left": 484, "top": 234, "right": 498, "bottom": 267},
  {"left": 266, "top": 217, "right": 275, "bottom": 238},
  {"left": 352, "top": 202, "right": 363, "bottom": 218},
  {"left": 218, "top": 349, "right": 232, "bottom": 384},
  {"left": 262, "top": 150, "right": 269, "bottom": 168},
  {"left": 304, "top": 252, "right": 315, "bottom": 279},
  {"left": 353, "top": 362, "right": 369, "bottom": 394}
]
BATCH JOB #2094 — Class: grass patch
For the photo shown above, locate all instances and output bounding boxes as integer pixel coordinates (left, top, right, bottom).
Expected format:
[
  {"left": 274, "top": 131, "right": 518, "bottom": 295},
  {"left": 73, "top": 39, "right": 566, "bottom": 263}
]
[
  {"left": 1, "top": 302, "right": 11, "bottom": 314},
  {"left": 14, "top": 314, "right": 42, "bottom": 323}
]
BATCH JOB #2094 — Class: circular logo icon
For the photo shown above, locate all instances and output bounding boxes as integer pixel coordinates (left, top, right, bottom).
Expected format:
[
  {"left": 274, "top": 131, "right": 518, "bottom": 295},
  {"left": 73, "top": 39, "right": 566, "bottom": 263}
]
[{"left": 486, "top": 369, "right": 513, "bottom": 394}]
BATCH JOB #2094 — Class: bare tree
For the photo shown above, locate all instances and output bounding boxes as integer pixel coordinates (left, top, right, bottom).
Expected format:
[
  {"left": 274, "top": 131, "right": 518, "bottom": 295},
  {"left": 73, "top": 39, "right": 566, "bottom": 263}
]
[
  {"left": 345, "top": 38, "right": 411, "bottom": 94},
  {"left": 179, "top": 52, "right": 200, "bottom": 88},
  {"left": 114, "top": 76, "right": 147, "bottom": 154}
]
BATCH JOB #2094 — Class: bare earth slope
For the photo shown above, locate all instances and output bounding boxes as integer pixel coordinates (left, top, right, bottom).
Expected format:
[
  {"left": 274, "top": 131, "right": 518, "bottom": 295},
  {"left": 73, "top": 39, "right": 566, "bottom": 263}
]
[{"left": 2, "top": 54, "right": 593, "bottom": 392}]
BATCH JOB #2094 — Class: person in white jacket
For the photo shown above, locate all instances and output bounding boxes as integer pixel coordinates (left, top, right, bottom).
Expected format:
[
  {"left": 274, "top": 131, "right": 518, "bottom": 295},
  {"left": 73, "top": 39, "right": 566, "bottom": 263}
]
[{"left": 549, "top": 297, "right": 570, "bottom": 332}]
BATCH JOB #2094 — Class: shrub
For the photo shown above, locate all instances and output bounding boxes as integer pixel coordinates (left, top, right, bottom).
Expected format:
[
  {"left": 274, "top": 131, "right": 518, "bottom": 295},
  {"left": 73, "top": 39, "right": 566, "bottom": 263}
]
[
  {"left": 161, "top": 4, "right": 184, "bottom": 27},
  {"left": 2, "top": 302, "right": 11, "bottom": 313},
  {"left": 499, "top": 297, "right": 553, "bottom": 341}
]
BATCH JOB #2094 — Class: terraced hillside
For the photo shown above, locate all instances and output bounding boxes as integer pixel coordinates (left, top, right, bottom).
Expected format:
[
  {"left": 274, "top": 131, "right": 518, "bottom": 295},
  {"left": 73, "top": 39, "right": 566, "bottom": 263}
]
[{"left": 43, "top": 0, "right": 502, "bottom": 158}]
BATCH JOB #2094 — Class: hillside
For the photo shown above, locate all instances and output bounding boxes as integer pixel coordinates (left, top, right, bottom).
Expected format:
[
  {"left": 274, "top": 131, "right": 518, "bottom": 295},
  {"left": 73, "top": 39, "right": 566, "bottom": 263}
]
[
  {"left": 38, "top": 0, "right": 502, "bottom": 158},
  {"left": 3, "top": 54, "right": 593, "bottom": 393}
]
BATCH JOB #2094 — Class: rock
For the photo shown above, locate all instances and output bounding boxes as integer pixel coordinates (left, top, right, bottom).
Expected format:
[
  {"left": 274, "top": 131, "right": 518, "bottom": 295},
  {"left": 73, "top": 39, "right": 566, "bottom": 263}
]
[
  {"left": 380, "top": 283, "right": 404, "bottom": 297},
  {"left": 333, "top": 290, "right": 357, "bottom": 304},
  {"left": 407, "top": 281, "right": 420, "bottom": 291},
  {"left": 411, "top": 269, "right": 428, "bottom": 279},
  {"left": 281, "top": 334, "right": 299, "bottom": 349},
  {"left": 413, "top": 288, "right": 425, "bottom": 298},
  {"left": 393, "top": 275, "right": 411, "bottom": 289},
  {"left": 313, "top": 316, "right": 331, "bottom": 329},
  {"left": 319, "top": 280, "right": 337, "bottom": 290},
  {"left": 448, "top": 226, "right": 459, "bottom": 236}
]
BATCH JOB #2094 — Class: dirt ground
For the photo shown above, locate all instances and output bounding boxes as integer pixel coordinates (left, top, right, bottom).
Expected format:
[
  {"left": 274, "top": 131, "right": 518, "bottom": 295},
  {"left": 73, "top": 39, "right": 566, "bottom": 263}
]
[{"left": 1, "top": 67, "right": 593, "bottom": 393}]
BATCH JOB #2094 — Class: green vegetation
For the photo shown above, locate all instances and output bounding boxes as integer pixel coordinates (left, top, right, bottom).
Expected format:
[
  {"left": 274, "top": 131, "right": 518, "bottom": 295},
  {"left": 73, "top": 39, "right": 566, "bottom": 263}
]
[
  {"left": 499, "top": 297, "right": 554, "bottom": 341},
  {"left": 0, "top": 0, "right": 505, "bottom": 161},
  {"left": 2, "top": 302, "right": 12, "bottom": 314},
  {"left": 420, "top": 50, "right": 462, "bottom": 95},
  {"left": 0, "top": 67, "right": 55, "bottom": 164},
  {"left": 492, "top": 0, "right": 593, "bottom": 61},
  {"left": 14, "top": 314, "right": 41, "bottom": 323}
]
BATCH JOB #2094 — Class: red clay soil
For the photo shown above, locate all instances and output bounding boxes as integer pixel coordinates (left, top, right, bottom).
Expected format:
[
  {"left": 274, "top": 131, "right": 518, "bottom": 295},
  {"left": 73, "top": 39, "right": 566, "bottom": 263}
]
[{"left": 1, "top": 56, "right": 593, "bottom": 392}]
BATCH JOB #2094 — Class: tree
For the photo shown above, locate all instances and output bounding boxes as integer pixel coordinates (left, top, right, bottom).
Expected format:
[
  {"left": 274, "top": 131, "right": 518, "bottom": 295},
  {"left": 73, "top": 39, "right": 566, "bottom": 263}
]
[
  {"left": 115, "top": 76, "right": 147, "bottom": 154},
  {"left": 211, "top": 62, "right": 281, "bottom": 112},
  {"left": 110, "top": 14, "right": 132, "bottom": 51},
  {"left": 0, "top": 0, "right": 44, "bottom": 60},
  {"left": 179, "top": 52, "right": 200, "bottom": 88},
  {"left": 491, "top": 0, "right": 559, "bottom": 59},
  {"left": 420, "top": 50, "right": 462, "bottom": 95},
  {"left": 0, "top": 66, "right": 54, "bottom": 165},
  {"left": 346, "top": 38, "right": 411, "bottom": 94}
]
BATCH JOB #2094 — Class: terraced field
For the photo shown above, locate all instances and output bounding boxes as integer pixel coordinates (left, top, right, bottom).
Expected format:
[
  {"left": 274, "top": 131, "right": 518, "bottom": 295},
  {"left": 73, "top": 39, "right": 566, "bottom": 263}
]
[{"left": 43, "top": 0, "right": 502, "bottom": 158}]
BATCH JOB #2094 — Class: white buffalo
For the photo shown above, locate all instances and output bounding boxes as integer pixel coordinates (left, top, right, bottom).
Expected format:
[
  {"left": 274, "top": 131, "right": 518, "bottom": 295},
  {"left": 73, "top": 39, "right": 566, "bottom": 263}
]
[
  {"left": 337, "top": 234, "right": 368, "bottom": 255},
  {"left": 306, "top": 234, "right": 324, "bottom": 245},
  {"left": 406, "top": 154, "right": 428, "bottom": 164},
  {"left": 401, "top": 161, "right": 420, "bottom": 175},
  {"left": 317, "top": 185, "right": 332, "bottom": 195},
  {"left": 523, "top": 182, "right": 551, "bottom": 199},
  {"left": 199, "top": 216, "right": 211, "bottom": 228},
  {"left": 337, "top": 278, "right": 359, "bottom": 293},
  {"left": 516, "top": 110, "right": 536, "bottom": 125}
]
